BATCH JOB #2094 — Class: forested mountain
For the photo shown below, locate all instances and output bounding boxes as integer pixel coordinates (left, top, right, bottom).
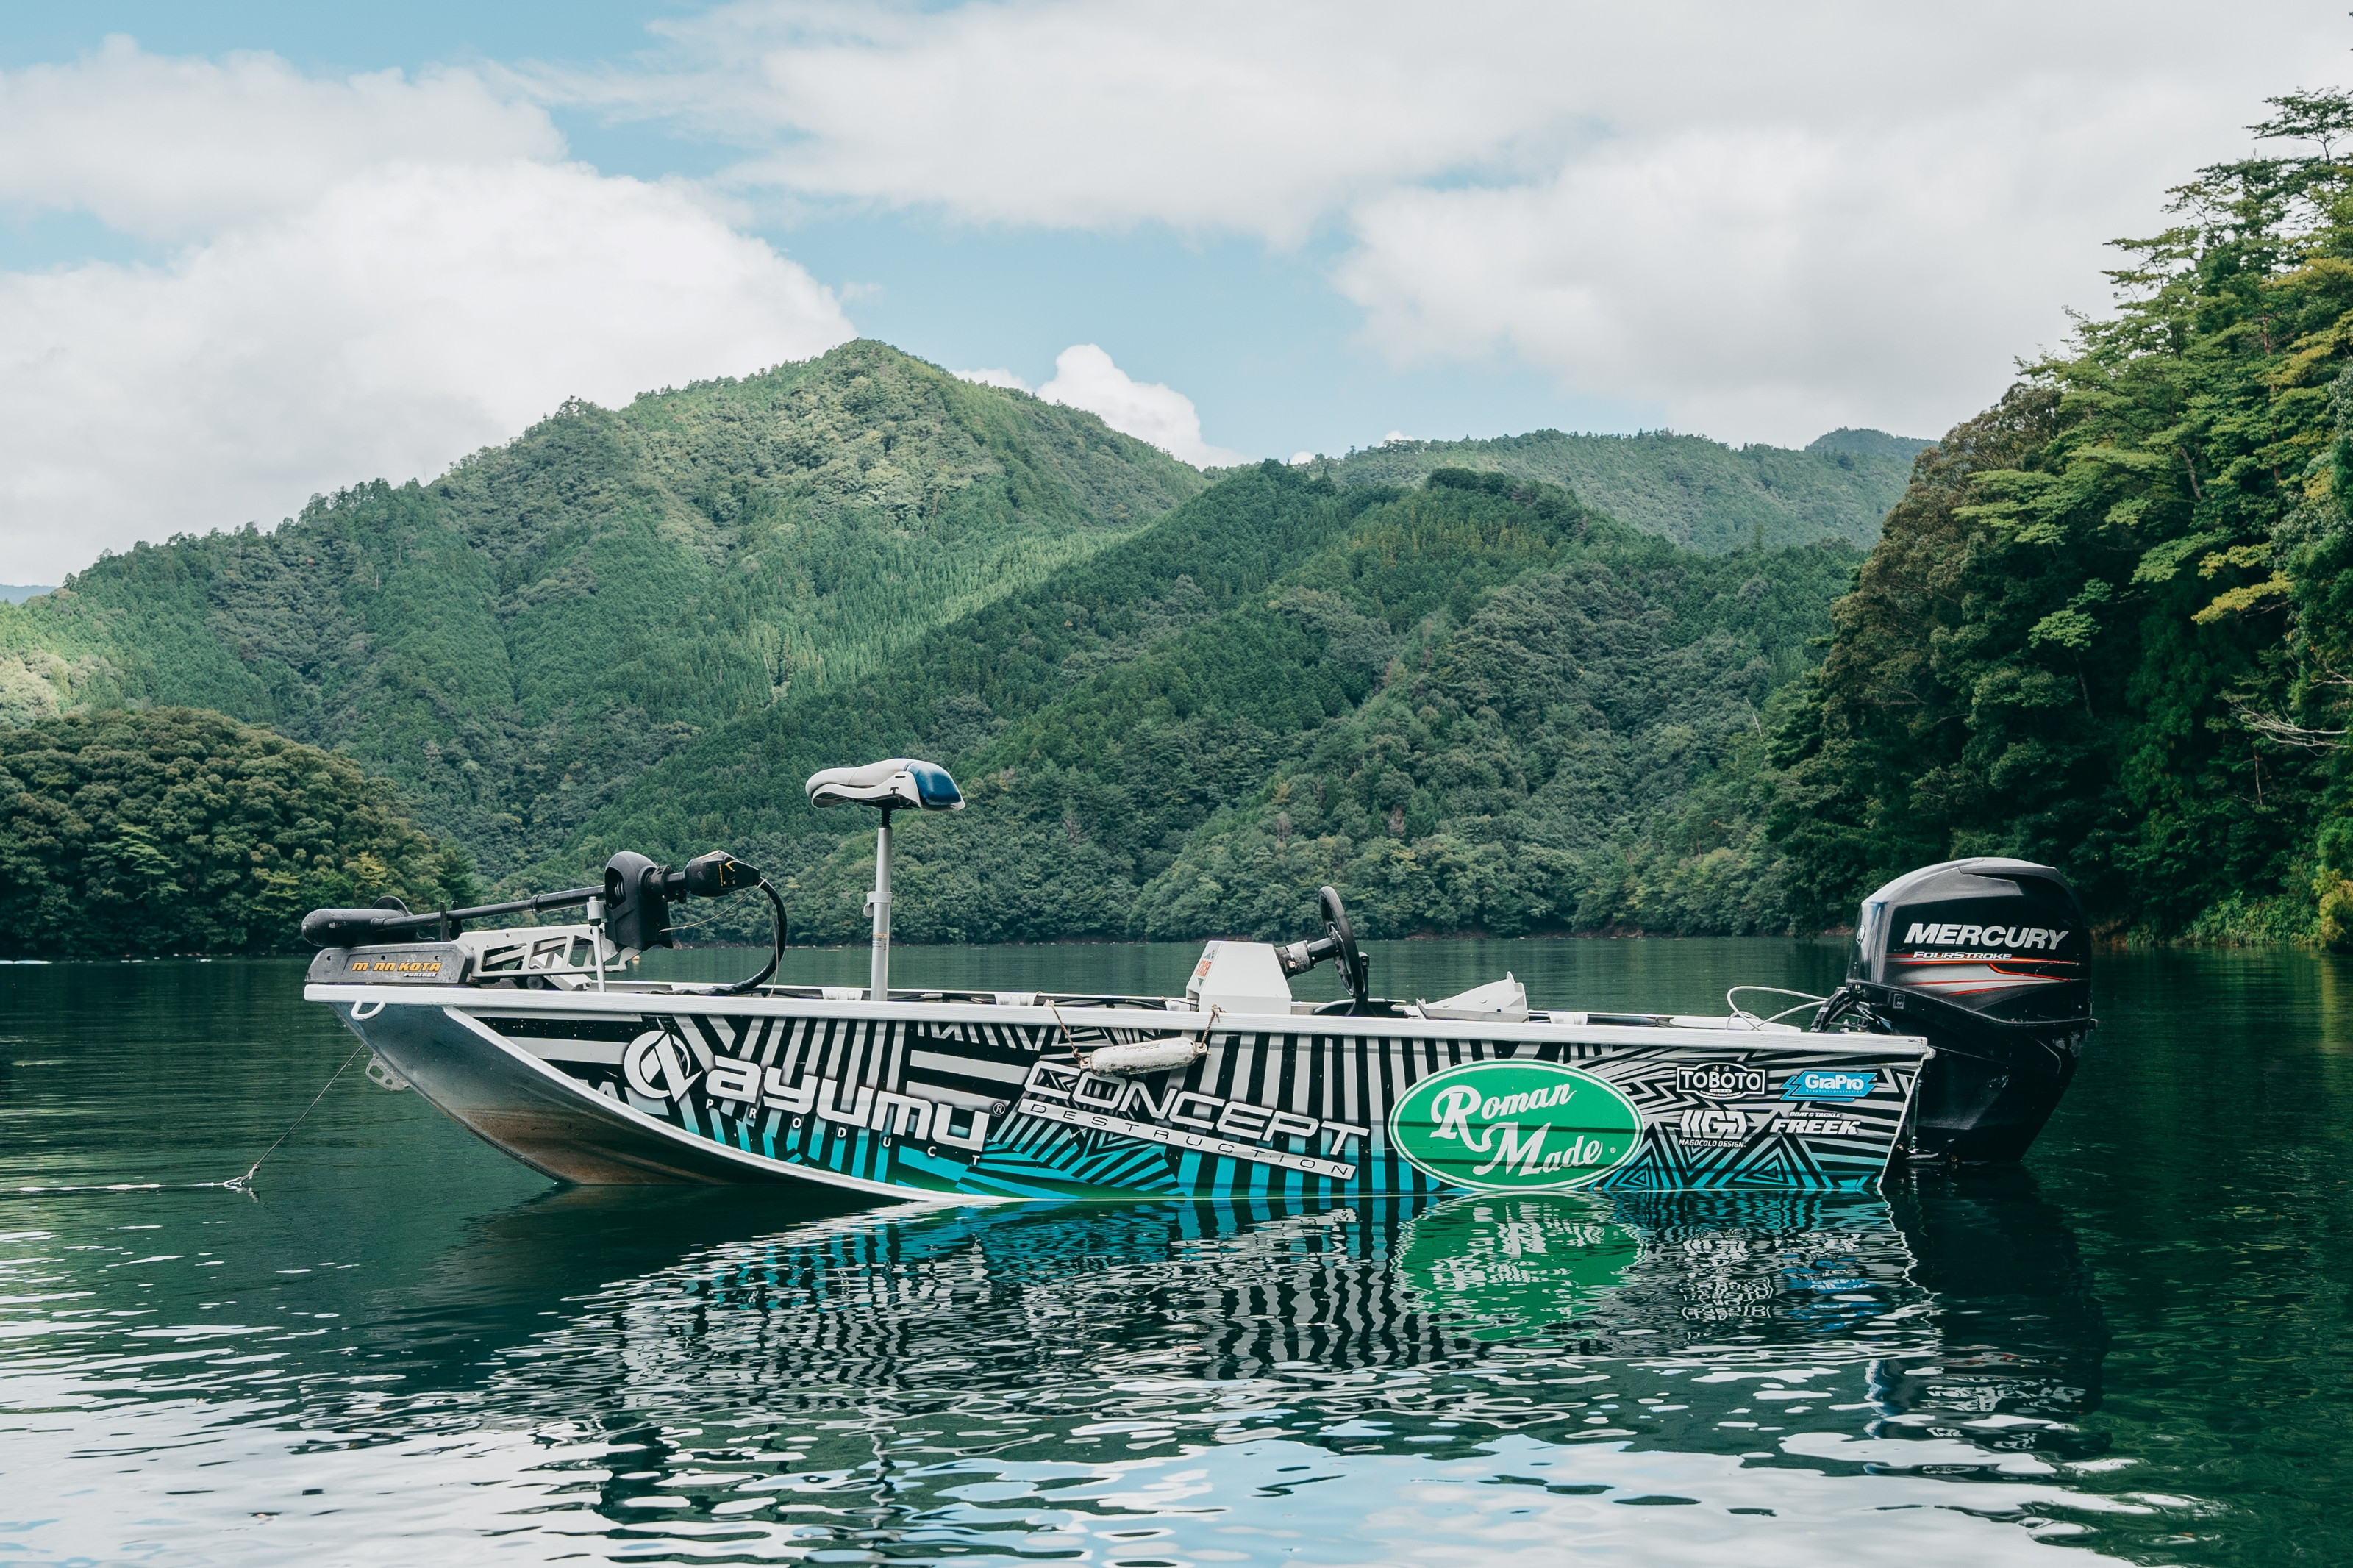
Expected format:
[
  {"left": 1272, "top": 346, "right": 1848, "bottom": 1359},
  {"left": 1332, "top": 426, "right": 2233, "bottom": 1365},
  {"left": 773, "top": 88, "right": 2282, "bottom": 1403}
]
[
  {"left": 0, "top": 334, "right": 1907, "bottom": 938},
  {"left": 0, "top": 341, "right": 1205, "bottom": 876},
  {"left": 0, "top": 707, "right": 474, "bottom": 956},
  {"left": 1772, "top": 90, "right": 2353, "bottom": 946},
  {"left": 531, "top": 465, "right": 1857, "bottom": 944},
  {"left": 1324, "top": 426, "right": 1926, "bottom": 552}
]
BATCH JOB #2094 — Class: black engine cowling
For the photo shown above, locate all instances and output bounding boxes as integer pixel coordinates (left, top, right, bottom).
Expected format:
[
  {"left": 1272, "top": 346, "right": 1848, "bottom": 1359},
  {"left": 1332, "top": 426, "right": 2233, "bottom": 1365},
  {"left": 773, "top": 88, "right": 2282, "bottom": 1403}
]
[{"left": 1832, "top": 857, "right": 2093, "bottom": 1163}]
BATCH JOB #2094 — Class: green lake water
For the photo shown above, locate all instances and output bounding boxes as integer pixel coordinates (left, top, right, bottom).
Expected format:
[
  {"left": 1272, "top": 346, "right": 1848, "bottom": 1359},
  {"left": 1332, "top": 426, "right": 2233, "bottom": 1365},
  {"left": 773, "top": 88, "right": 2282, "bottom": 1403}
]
[{"left": 3, "top": 937, "right": 2349, "bottom": 1565}]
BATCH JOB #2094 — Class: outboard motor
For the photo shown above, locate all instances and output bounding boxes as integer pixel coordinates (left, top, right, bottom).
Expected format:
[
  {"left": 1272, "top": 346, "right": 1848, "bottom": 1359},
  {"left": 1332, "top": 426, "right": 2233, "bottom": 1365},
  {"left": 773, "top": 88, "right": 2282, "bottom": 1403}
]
[{"left": 1820, "top": 857, "right": 2092, "bottom": 1163}]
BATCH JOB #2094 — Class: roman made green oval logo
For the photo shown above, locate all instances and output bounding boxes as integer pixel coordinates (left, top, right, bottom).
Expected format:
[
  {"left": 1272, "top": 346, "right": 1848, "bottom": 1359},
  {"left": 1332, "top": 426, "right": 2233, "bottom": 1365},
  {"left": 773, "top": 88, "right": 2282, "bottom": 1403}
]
[{"left": 1389, "top": 1060, "right": 1643, "bottom": 1191}]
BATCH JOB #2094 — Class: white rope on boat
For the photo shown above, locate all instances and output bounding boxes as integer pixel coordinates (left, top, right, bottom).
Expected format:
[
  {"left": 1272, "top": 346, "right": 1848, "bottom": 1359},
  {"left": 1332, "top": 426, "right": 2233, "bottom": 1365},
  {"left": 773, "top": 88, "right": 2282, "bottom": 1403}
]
[
  {"left": 10, "top": 1045, "right": 371, "bottom": 1200},
  {"left": 1725, "top": 985, "right": 1829, "bottom": 1030}
]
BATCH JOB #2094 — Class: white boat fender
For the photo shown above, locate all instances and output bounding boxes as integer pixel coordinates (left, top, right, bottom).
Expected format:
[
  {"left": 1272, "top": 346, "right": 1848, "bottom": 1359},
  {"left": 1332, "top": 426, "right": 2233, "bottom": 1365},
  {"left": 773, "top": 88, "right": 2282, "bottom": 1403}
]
[{"left": 1080, "top": 1037, "right": 1209, "bottom": 1076}]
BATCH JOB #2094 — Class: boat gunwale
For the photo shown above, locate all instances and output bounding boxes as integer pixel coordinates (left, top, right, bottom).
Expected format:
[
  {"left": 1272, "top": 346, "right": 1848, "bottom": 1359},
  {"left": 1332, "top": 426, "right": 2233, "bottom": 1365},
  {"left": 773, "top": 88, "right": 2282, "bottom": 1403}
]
[{"left": 304, "top": 982, "right": 1935, "bottom": 1058}]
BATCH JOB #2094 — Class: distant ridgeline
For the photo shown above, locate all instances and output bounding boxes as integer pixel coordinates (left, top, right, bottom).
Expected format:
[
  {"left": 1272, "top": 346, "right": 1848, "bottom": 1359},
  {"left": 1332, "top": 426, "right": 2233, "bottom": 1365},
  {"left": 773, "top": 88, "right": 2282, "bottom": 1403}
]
[
  {"left": 1321, "top": 427, "right": 1926, "bottom": 554},
  {"left": 0, "top": 339, "right": 1895, "bottom": 948},
  {"left": 0, "top": 707, "right": 475, "bottom": 957},
  {"left": 1772, "top": 90, "right": 2353, "bottom": 949}
]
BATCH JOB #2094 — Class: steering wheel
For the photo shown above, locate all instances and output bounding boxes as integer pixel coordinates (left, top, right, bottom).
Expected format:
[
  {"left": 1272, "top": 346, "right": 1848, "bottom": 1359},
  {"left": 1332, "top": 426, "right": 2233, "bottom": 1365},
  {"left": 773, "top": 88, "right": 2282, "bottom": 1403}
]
[{"left": 1319, "top": 884, "right": 1370, "bottom": 1014}]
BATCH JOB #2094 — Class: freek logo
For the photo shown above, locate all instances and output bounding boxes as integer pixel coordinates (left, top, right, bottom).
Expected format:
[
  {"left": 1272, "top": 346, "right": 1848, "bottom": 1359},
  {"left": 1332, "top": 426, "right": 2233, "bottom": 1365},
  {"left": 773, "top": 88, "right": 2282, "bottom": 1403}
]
[
  {"left": 1780, "top": 1068, "right": 1877, "bottom": 1103},
  {"left": 1389, "top": 1061, "right": 1643, "bottom": 1192}
]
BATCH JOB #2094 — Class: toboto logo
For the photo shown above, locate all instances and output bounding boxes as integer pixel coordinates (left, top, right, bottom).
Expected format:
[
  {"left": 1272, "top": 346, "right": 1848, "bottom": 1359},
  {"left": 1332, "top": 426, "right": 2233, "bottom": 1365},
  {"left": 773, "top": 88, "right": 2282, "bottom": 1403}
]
[
  {"left": 1677, "top": 1063, "right": 1766, "bottom": 1099},
  {"left": 1389, "top": 1061, "right": 1643, "bottom": 1192}
]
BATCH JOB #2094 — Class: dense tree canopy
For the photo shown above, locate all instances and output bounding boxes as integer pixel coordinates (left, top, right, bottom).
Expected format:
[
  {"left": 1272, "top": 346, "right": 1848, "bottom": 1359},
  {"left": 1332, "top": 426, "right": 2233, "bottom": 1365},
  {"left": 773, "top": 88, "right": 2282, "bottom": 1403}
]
[
  {"left": 0, "top": 340, "right": 1901, "bottom": 897},
  {"left": 0, "top": 707, "right": 475, "bottom": 956},
  {"left": 539, "top": 466, "right": 1856, "bottom": 944},
  {"left": 1771, "top": 90, "right": 2353, "bottom": 945},
  {"left": 45, "top": 172, "right": 2353, "bottom": 948}
]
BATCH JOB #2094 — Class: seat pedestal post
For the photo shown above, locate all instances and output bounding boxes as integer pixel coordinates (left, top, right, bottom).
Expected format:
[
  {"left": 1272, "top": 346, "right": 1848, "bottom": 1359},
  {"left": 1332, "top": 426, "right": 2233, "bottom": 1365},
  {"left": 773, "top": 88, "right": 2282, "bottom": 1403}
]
[{"left": 868, "top": 808, "right": 893, "bottom": 1001}]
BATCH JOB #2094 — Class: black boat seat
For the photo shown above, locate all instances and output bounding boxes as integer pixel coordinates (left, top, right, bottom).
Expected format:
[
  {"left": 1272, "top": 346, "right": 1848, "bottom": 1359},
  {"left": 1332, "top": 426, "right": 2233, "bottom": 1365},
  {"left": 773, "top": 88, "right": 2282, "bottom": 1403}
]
[{"left": 804, "top": 757, "right": 965, "bottom": 812}]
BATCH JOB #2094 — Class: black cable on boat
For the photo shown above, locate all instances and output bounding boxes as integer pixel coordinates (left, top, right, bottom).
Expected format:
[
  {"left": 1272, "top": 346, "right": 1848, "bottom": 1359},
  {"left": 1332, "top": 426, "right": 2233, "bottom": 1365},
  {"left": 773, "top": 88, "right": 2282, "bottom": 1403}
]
[{"left": 710, "top": 879, "right": 787, "bottom": 997}]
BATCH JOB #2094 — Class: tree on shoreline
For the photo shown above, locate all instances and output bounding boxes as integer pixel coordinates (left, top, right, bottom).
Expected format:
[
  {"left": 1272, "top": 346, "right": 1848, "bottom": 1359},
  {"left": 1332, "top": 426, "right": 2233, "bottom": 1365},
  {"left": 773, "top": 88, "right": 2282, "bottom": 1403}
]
[
  {"left": 0, "top": 706, "right": 476, "bottom": 956},
  {"left": 1772, "top": 89, "right": 2353, "bottom": 945}
]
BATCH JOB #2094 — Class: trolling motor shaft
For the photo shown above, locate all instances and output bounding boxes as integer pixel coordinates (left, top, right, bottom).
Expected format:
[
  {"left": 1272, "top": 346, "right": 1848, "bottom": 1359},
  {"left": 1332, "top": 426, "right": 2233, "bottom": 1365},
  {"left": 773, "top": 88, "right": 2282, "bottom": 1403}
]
[
  {"left": 301, "top": 849, "right": 763, "bottom": 951},
  {"left": 803, "top": 758, "right": 965, "bottom": 1000}
]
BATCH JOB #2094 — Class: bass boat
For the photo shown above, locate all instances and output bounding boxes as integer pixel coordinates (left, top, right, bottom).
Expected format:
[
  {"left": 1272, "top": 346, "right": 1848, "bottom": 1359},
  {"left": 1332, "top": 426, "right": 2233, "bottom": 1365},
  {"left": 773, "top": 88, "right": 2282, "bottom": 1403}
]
[{"left": 301, "top": 758, "right": 2092, "bottom": 1199}]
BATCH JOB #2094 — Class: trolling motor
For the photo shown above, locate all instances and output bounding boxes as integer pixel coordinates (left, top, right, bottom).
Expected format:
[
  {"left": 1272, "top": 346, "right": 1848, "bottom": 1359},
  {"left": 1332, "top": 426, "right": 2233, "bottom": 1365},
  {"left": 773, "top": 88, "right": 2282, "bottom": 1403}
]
[
  {"left": 301, "top": 848, "right": 788, "bottom": 996},
  {"left": 804, "top": 757, "right": 965, "bottom": 1000},
  {"left": 1276, "top": 884, "right": 1372, "bottom": 1015}
]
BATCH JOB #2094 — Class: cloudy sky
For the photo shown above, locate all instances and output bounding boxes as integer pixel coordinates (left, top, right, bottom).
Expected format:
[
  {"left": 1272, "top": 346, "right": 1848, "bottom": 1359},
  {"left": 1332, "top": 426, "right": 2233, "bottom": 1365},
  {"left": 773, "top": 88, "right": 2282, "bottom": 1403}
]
[{"left": 1, "top": 1, "right": 2347, "bottom": 583}]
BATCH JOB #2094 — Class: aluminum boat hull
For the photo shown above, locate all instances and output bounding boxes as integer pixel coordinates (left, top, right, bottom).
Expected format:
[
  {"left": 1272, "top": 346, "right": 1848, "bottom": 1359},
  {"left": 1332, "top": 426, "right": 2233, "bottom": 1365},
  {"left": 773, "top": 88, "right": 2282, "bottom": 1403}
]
[{"left": 310, "top": 980, "right": 1929, "bottom": 1199}]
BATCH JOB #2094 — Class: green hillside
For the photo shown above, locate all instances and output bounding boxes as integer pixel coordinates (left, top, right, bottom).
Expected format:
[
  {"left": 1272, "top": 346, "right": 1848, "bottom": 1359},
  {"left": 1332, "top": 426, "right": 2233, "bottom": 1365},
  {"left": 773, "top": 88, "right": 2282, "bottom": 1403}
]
[
  {"left": 0, "top": 337, "right": 1882, "bottom": 946},
  {"left": 1324, "top": 427, "right": 1925, "bottom": 553},
  {"left": 1771, "top": 89, "right": 2353, "bottom": 947},
  {"left": 0, "top": 706, "right": 474, "bottom": 957},
  {"left": 533, "top": 465, "right": 1857, "bottom": 943},
  {"left": 0, "top": 341, "right": 1205, "bottom": 876}
]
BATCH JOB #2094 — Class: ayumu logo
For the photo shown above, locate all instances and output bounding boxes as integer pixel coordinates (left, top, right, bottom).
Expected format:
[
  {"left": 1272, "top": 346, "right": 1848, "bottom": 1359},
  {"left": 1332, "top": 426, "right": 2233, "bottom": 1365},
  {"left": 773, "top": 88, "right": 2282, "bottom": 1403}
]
[
  {"left": 622, "top": 1030, "right": 702, "bottom": 1100},
  {"left": 1780, "top": 1069, "right": 1876, "bottom": 1103},
  {"left": 1388, "top": 1061, "right": 1643, "bottom": 1192}
]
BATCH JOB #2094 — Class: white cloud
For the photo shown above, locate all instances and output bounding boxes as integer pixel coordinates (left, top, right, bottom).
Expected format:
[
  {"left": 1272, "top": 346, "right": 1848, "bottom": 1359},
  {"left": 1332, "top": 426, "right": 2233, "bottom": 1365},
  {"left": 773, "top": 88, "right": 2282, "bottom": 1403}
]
[
  {"left": 549, "top": 1, "right": 2350, "bottom": 443},
  {"left": 1332, "top": 86, "right": 2282, "bottom": 445},
  {"left": 0, "top": 166, "right": 853, "bottom": 582},
  {"left": 0, "top": 35, "right": 561, "bottom": 240},
  {"left": 546, "top": 0, "right": 1543, "bottom": 246},
  {"left": 1035, "top": 345, "right": 1248, "bottom": 468},
  {"left": 0, "top": 44, "right": 854, "bottom": 582},
  {"left": 952, "top": 351, "right": 1246, "bottom": 467}
]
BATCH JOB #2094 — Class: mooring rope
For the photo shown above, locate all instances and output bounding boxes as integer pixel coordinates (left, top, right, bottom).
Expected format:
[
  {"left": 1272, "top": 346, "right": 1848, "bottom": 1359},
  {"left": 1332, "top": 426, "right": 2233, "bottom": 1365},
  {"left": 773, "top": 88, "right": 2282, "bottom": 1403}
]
[
  {"left": 8, "top": 1180, "right": 238, "bottom": 1196},
  {"left": 7, "top": 1047, "right": 370, "bottom": 1199},
  {"left": 223, "top": 1045, "right": 369, "bottom": 1192}
]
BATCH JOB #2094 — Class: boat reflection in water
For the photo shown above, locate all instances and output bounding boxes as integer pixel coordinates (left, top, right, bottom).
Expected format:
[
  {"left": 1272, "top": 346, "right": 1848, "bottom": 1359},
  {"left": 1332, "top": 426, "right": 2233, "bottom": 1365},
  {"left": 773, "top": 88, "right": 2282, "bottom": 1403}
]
[
  {"left": 399, "top": 1167, "right": 2124, "bottom": 1558},
  {"left": 1869, "top": 1169, "right": 2110, "bottom": 1460}
]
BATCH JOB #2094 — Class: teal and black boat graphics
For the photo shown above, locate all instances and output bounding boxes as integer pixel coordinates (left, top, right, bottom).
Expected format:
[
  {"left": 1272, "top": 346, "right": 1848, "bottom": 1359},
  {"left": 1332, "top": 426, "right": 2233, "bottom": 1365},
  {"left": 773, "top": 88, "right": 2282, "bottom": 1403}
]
[{"left": 312, "top": 970, "right": 1927, "bottom": 1198}]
